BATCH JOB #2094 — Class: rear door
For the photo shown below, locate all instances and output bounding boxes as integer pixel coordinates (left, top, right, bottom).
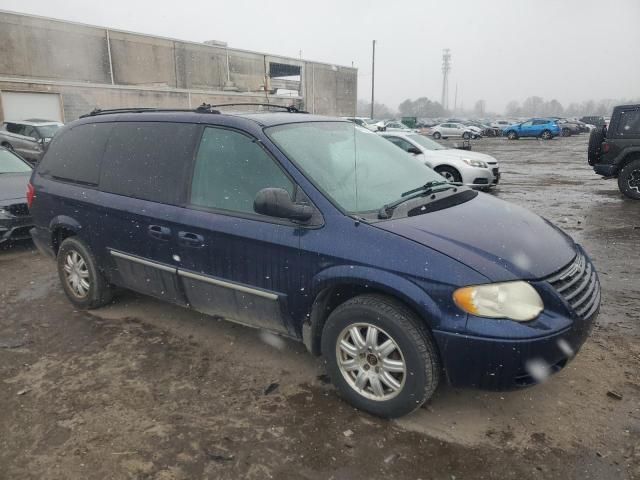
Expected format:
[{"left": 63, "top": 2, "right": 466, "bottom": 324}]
[
  {"left": 174, "top": 126, "right": 305, "bottom": 335},
  {"left": 96, "top": 121, "right": 201, "bottom": 304}
]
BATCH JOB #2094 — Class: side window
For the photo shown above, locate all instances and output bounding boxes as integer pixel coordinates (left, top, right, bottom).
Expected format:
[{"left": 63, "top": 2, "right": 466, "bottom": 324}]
[
  {"left": 23, "top": 126, "right": 38, "bottom": 139},
  {"left": 6, "top": 123, "right": 24, "bottom": 135},
  {"left": 385, "top": 136, "right": 414, "bottom": 152},
  {"left": 190, "top": 127, "right": 294, "bottom": 216},
  {"left": 100, "top": 122, "right": 200, "bottom": 204},
  {"left": 38, "top": 123, "right": 112, "bottom": 185},
  {"left": 617, "top": 109, "right": 640, "bottom": 136},
  {"left": 522, "top": 121, "right": 533, "bottom": 127}
]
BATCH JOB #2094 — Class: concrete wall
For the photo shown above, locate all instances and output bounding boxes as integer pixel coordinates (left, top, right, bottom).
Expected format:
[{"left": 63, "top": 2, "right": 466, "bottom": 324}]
[{"left": 0, "top": 10, "right": 357, "bottom": 121}]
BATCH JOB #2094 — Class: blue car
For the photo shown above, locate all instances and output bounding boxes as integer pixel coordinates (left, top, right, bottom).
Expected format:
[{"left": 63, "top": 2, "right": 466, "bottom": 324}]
[
  {"left": 503, "top": 118, "right": 561, "bottom": 140},
  {"left": 28, "top": 107, "right": 600, "bottom": 418}
]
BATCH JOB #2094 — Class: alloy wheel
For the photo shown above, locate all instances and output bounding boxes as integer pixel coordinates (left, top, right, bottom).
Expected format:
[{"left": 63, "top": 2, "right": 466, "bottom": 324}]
[
  {"left": 628, "top": 168, "right": 640, "bottom": 193},
  {"left": 63, "top": 250, "right": 90, "bottom": 298},
  {"left": 336, "top": 323, "right": 406, "bottom": 401}
]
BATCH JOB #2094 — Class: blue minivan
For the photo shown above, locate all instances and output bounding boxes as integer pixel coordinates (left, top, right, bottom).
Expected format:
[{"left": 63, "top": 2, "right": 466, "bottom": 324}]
[{"left": 28, "top": 106, "right": 600, "bottom": 417}]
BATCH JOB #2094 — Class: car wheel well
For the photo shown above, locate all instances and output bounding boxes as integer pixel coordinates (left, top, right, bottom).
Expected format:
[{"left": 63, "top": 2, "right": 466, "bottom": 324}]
[
  {"left": 52, "top": 227, "right": 76, "bottom": 254},
  {"left": 305, "top": 284, "right": 432, "bottom": 356},
  {"left": 620, "top": 152, "right": 640, "bottom": 170}
]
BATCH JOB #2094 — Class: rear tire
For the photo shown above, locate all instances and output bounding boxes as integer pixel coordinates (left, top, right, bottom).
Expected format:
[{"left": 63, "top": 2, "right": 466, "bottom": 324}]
[
  {"left": 321, "top": 294, "right": 440, "bottom": 418},
  {"left": 561, "top": 128, "right": 571, "bottom": 137},
  {"left": 618, "top": 159, "right": 640, "bottom": 200},
  {"left": 507, "top": 131, "right": 518, "bottom": 140},
  {"left": 433, "top": 131, "right": 442, "bottom": 139},
  {"left": 57, "top": 237, "right": 113, "bottom": 309},
  {"left": 541, "top": 130, "right": 553, "bottom": 140},
  {"left": 434, "top": 165, "right": 463, "bottom": 183}
]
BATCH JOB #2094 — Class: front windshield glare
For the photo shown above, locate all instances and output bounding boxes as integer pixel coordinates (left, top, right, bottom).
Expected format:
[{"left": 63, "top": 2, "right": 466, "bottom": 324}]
[
  {"left": 267, "top": 122, "right": 444, "bottom": 213},
  {"left": 407, "top": 134, "right": 446, "bottom": 150},
  {"left": 0, "top": 150, "right": 31, "bottom": 173}
]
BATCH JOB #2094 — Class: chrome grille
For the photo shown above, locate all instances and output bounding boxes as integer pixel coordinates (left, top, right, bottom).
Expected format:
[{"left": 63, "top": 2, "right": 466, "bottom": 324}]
[{"left": 546, "top": 252, "right": 601, "bottom": 320}]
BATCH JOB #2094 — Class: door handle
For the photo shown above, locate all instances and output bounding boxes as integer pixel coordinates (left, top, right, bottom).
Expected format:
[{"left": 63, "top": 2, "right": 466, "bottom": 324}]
[
  {"left": 178, "top": 231, "right": 205, "bottom": 248},
  {"left": 148, "top": 225, "right": 171, "bottom": 241}
]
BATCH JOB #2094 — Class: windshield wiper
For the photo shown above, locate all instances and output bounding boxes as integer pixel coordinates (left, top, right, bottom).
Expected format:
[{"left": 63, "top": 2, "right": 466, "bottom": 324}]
[{"left": 378, "top": 181, "right": 461, "bottom": 219}]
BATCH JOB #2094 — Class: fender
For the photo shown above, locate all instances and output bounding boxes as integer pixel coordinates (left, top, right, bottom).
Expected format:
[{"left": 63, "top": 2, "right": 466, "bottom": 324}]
[
  {"left": 613, "top": 147, "right": 640, "bottom": 166},
  {"left": 302, "top": 264, "right": 448, "bottom": 355},
  {"left": 49, "top": 215, "right": 82, "bottom": 234}
]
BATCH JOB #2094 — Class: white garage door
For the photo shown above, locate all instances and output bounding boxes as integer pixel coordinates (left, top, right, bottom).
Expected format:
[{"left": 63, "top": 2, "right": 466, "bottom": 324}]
[{"left": 1, "top": 91, "right": 63, "bottom": 122}]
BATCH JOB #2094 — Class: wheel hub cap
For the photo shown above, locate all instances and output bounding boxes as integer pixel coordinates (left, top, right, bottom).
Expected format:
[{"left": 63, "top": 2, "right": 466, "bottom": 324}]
[
  {"left": 63, "top": 250, "right": 90, "bottom": 298},
  {"left": 628, "top": 169, "right": 640, "bottom": 193},
  {"left": 336, "top": 323, "right": 406, "bottom": 401}
]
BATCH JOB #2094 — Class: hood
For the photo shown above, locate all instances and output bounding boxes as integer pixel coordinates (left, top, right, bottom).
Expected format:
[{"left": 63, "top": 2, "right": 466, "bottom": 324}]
[
  {"left": 0, "top": 172, "right": 30, "bottom": 205},
  {"left": 435, "top": 149, "right": 498, "bottom": 164},
  {"left": 375, "top": 193, "right": 576, "bottom": 282}
]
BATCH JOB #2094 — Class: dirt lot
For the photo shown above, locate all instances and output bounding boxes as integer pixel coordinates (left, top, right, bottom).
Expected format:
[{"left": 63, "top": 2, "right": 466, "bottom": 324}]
[{"left": 1, "top": 135, "right": 639, "bottom": 480}]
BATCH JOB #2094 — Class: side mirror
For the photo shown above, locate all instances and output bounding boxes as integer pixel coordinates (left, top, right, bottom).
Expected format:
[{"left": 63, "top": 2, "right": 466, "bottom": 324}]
[
  {"left": 254, "top": 188, "right": 313, "bottom": 221},
  {"left": 407, "top": 147, "right": 422, "bottom": 155}
]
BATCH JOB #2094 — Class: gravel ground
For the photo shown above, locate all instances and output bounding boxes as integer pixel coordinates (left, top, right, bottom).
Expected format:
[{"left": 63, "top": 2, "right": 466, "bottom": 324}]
[{"left": 1, "top": 135, "right": 638, "bottom": 480}]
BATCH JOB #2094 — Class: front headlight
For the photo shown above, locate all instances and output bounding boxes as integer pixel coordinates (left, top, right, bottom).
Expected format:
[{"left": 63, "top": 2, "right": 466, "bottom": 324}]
[
  {"left": 462, "top": 158, "right": 488, "bottom": 168},
  {"left": 453, "top": 281, "right": 543, "bottom": 322}
]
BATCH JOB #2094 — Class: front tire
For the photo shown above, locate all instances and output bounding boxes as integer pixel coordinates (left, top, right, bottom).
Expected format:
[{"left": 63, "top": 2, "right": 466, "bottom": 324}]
[
  {"left": 57, "top": 237, "right": 113, "bottom": 309},
  {"left": 507, "top": 131, "right": 518, "bottom": 140},
  {"left": 1, "top": 142, "right": 14, "bottom": 151},
  {"left": 433, "top": 131, "right": 442, "bottom": 139},
  {"left": 561, "top": 128, "right": 571, "bottom": 137},
  {"left": 434, "top": 165, "right": 463, "bottom": 183},
  {"left": 321, "top": 295, "right": 440, "bottom": 418},
  {"left": 618, "top": 159, "right": 640, "bottom": 200},
  {"left": 462, "top": 131, "right": 471, "bottom": 140}
]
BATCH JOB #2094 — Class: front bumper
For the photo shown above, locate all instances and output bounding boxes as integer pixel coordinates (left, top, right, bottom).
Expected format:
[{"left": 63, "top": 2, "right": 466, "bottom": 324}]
[
  {"left": 464, "top": 166, "right": 499, "bottom": 189},
  {"left": 433, "top": 308, "right": 596, "bottom": 390},
  {"left": 0, "top": 215, "right": 34, "bottom": 243}
]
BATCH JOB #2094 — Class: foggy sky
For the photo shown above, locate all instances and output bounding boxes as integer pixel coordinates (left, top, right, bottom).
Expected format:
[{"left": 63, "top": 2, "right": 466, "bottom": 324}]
[{"left": 1, "top": 0, "right": 638, "bottom": 113}]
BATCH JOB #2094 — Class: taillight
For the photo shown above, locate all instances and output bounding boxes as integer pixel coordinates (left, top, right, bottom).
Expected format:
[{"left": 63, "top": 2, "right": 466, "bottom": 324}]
[{"left": 27, "top": 182, "right": 35, "bottom": 209}]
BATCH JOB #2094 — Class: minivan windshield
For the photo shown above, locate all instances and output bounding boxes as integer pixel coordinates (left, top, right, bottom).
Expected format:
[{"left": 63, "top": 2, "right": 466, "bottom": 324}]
[
  {"left": 267, "top": 122, "right": 446, "bottom": 213},
  {"left": 407, "top": 134, "right": 446, "bottom": 150},
  {"left": 0, "top": 149, "right": 31, "bottom": 174}
]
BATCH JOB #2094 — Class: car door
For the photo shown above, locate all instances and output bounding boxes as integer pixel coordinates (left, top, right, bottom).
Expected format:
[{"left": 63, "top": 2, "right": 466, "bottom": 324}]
[
  {"left": 519, "top": 120, "right": 534, "bottom": 137},
  {"left": 174, "top": 126, "right": 307, "bottom": 335},
  {"left": 3, "top": 123, "right": 29, "bottom": 158},
  {"left": 96, "top": 121, "right": 201, "bottom": 305},
  {"left": 21, "top": 125, "right": 42, "bottom": 160}
]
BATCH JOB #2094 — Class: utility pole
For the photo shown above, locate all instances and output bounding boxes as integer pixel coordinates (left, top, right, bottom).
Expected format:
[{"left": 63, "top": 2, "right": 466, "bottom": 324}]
[
  {"left": 441, "top": 49, "right": 451, "bottom": 111},
  {"left": 454, "top": 83, "right": 458, "bottom": 112},
  {"left": 370, "top": 40, "right": 376, "bottom": 119}
]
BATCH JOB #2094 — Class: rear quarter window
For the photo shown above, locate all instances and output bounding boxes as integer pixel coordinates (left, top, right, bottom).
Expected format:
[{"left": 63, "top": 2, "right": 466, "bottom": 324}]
[
  {"left": 99, "top": 122, "right": 200, "bottom": 205},
  {"left": 38, "top": 122, "right": 112, "bottom": 185}
]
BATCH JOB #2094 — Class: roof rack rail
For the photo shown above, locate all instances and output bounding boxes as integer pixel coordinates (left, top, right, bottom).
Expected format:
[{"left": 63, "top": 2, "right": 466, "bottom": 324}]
[
  {"left": 79, "top": 103, "right": 221, "bottom": 118},
  {"left": 209, "top": 103, "right": 307, "bottom": 113},
  {"left": 79, "top": 102, "right": 305, "bottom": 118}
]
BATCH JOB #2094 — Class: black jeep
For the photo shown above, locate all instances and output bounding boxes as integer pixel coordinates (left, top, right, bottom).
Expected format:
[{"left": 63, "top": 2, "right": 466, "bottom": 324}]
[{"left": 588, "top": 104, "right": 640, "bottom": 199}]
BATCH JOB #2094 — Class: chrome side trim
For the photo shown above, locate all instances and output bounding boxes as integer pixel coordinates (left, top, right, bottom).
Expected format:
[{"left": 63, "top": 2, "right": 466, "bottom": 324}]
[
  {"left": 110, "top": 249, "right": 176, "bottom": 273},
  {"left": 177, "top": 269, "right": 278, "bottom": 301}
]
